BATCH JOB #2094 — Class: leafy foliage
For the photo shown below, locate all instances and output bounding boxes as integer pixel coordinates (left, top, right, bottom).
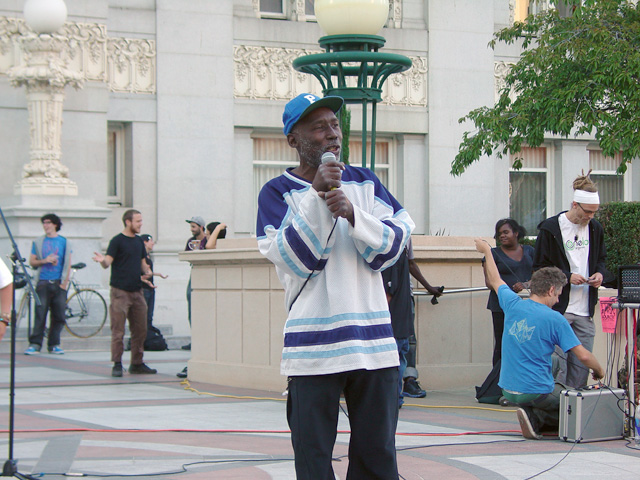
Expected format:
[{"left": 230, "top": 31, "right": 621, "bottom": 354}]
[
  {"left": 340, "top": 106, "right": 351, "bottom": 165},
  {"left": 596, "top": 201, "right": 640, "bottom": 278},
  {"left": 452, "top": 0, "right": 640, "bottom": 176}
]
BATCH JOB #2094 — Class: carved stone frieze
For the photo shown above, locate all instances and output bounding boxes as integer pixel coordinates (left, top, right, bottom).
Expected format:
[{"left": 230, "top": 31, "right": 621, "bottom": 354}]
[
  {"left": 388, "top": 0, "right": 402, "bottom": 28},
  {"left": 495, "top": 60, "right": 516, "bottom": 103},
  {"left": 234, "top": 44, "right": 427, "bottom": 107},
  {"left": 107, "top": 38, "right": 156, "bottom": 94},
  {"left": 290, "top": 0, "right": 307, "bottom": 21},
  {"left": 0, "top": 16, "right": 156, "bottom": 94}
]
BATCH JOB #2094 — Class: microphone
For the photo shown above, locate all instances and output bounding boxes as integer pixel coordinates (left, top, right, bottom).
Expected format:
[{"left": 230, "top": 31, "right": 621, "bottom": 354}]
[
  {"left": 321, "top": 152, "right": 340, "bottom": 191},
  {"left": 321, "top": 152, "right": 336, "bottom": 164}
]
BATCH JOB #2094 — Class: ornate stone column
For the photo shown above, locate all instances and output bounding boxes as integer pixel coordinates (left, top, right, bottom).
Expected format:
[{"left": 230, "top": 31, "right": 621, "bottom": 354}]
[
  {"left": 8, "top": 33, "right": 83, "bottom": 195},
  {"left": 7, "top": 0, "right": 82, "bottom": 196}
]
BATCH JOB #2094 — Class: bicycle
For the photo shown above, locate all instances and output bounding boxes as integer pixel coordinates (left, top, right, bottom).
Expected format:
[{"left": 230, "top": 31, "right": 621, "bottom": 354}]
[
  {"left": 15, "top": 262, "right": 107, "bottom": 339},
  {"left": 64, "top": 262, "right": 107, "bottom": 338}
]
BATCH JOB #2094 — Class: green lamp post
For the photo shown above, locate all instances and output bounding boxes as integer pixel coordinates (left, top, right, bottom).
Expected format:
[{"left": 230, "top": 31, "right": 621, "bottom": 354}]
[{"left": 293, "top": 0, "right": 412, "bottom": 171}]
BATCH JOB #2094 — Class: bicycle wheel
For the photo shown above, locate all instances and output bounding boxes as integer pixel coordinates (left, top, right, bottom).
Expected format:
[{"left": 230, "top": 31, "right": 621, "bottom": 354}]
[
  {"left": 65, "top": 289, "right": 107, "bottom": 338},
  {"left": 16, "top": 292, "right": 32, "bottom": 329}
]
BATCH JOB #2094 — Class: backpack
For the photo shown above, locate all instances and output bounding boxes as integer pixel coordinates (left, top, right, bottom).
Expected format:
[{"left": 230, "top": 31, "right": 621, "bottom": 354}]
[
  {"left": 143, "top": 325, "right": 168, "bottom": 351},
  {"left": 475, "top": 360, "right": 502, "bottom": 404},
  {"left": 125, "top": 326, "right": 168, "bottom": 351}
]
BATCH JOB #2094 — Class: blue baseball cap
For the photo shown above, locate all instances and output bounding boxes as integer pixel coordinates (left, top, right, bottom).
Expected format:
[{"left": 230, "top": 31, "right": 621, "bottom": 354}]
[{"left": 282, "top": 93, "right": 344, "bottom": 135}]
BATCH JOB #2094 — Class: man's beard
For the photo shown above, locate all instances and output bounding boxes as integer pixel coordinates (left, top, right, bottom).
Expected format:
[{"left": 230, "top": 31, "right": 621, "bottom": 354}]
[{"left": 297, "top": 137, "right": 325, "bottom": 168}]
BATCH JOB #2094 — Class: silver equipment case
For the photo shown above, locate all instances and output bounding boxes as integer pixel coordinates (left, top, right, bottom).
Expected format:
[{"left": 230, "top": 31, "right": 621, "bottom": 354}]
[{"left": 559, "top": 387, "right": 626, "bottom": 443}]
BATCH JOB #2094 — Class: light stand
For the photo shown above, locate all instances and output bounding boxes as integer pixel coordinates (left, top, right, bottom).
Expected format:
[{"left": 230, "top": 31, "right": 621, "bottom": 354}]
[
  {"left": 0, "top": 207, "right": 40, "bottom": 479},
  {"left": 293, "top": 34, "right": 411, "bottom": 171}
]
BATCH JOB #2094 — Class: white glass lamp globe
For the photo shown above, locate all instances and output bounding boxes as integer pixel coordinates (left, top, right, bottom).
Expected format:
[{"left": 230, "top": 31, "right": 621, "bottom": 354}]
[
  {"left": 23, "top": 0, "right": 68, "bottom": 34},
  {"left": 314, "top": 0, "right": 390, "bottom": 36}
]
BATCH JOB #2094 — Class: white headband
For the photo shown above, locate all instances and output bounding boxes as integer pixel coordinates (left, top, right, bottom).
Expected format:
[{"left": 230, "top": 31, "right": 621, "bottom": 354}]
[{"left": 573, "top": 189, "right": 600, "bottom": 204}]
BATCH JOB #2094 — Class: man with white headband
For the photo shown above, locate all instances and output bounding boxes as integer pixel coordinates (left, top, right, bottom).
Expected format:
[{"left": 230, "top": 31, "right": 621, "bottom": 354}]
[{"left": 533, "top": 171, "right": 607, "bottom": 388}]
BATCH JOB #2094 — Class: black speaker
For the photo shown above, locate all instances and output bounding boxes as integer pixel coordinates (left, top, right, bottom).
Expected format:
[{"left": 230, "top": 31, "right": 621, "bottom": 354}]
[{"left": 617, "top": 265, "right": 640, "bottom": 303}]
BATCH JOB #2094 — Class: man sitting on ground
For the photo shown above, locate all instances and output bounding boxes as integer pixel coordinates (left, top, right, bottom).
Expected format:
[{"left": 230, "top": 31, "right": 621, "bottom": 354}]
[{"left": 475, "top": 238, "right": 604, "bottom": 439}]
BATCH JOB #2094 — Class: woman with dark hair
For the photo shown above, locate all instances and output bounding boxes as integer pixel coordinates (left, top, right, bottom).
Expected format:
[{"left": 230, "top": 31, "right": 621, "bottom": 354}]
[
  {"left": 201, "top": 222, "right": 227, "bottom": 250},
  {"left": 483, "top": 218, "right": 534, "bottom": 366}
]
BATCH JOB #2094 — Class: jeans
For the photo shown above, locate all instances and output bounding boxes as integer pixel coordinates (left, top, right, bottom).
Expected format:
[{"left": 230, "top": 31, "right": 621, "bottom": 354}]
[
  {"left": 109, "top": 287, "right": 147, "bottom": 364},
  {"left": 30, "top": 280, "right": 67, "bottom": 348},
  {"left": 143, "top": 287, "right": 155, "bottom": 329},
  {"left": 396, "top": 338, "right": 410, "bottom": 406},
  {"left": 287, "top": 368, "right": 399, "bottom": 480},
  {"left": 186, "top": 276, "right": 192, "bottom": 326}
]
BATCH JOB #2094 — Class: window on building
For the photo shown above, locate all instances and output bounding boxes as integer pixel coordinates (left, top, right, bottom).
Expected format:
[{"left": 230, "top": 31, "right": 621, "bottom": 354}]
[
  {"left": 514, "top": 0, "right": 552, "bottom": 22},
  {"left": 107, "top": 122, "right": 131, "bottom": 206},
  {"left": 305, "top": 0, "right": 314, "bottom": 16},
  {"left": 589, "top": 149, "right": 628, "bottom": 203},
  {"left": 252, "top": 134, "right": 394, "bottom": 229},
  {"left": 514, "top": 0, "right": 531, "bottom": 22},
  {"left": 509, "top": 146, "right": 548, "bottom": 235},
  {"left": 258, "top": 0, "right": 314, "bottom": 19},
  {"left": 259, "top": 0, "right": 285, "bottom": 16},
  {"left": 347, "top": 140, "right": 393, "bottom": 189}
]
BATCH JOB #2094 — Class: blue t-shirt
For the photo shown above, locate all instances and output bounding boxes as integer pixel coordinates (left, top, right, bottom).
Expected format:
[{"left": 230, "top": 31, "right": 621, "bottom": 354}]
[
  {"left": 32, "top": 236, "right": 67, "bottom": 281},
  {"left": 497, "top": 285, "right": 580, "bottom": 394}
]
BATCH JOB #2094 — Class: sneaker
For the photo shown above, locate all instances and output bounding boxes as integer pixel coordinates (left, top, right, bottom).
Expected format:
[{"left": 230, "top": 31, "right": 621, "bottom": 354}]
[
  {"left": 181, "top": 343, "right": 191, "bottom": 351},
  {"left": 112, "top": 362, "right": 123, "bottom": 378},
  {"left": 24, "top": 345, "right": 40, "bottom": 355},
  {"left": 129, "top": 363, "right": 157, "bottom": 375},
  {"left": 403, "top": 378, "right": 427, "bottom": 398},
  {"left": 499, "top": 396, "right": 514, "bottom": 407},
  {"left": 516, "top": 408, "right": 542, "bottom": 440},
  {"left": 176, "top": 366, "right": 188, "bottom": 378},
  {"left": 48, "top": 346, "right": 64, "bottom": 355}
]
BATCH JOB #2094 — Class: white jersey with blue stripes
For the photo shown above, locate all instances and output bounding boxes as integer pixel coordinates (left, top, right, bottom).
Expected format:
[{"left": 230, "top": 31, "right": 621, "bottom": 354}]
[{"left": 257, "top": 165, "right": 414, "bottom": 376}]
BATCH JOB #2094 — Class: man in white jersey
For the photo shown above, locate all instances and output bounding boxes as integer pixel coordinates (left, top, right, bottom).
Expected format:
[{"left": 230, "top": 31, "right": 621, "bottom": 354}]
[
  {"left": 533, "top": 172, "right": 607, "bottom": 388},
  {"left": 257, "top": 93, "right": 414, "bottom": 479}
]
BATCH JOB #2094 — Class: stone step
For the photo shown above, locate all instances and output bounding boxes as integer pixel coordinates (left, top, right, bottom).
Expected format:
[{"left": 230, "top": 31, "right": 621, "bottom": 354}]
[{"left": 0, "top": 324, "right": 190, "bottom": 354}]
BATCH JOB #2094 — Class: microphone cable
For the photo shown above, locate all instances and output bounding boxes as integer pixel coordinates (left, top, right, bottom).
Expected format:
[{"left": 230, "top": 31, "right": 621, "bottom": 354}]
[
  {"left": 288, "top": 217, "right": 338, "bottom": 312},
  {"left": 288, "top": 153, "right": 342, "bottom": 311}
]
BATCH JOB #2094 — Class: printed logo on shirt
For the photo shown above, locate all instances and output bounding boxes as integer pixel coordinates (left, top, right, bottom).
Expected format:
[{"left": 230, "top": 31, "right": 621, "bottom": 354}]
[
  {"left": 509, "top": 318, "right": 535, "bottom": 344},
  {"left": 565, "top": 237, "right": 589, "bottom": 251}
]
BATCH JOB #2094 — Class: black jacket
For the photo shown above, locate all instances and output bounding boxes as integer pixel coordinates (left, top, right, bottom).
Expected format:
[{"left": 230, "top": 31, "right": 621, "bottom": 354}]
[{"left": 533, "top": 212, "right": 607, "bottom": 317}]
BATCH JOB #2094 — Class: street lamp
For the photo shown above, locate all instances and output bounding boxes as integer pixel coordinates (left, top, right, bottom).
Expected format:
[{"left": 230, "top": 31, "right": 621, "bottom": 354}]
[
  {"left": 293, "top": 0, "right": 411, "bottom": 170},
  {"left": 8, "top": 0, "right": 82, "bottom": 195}
]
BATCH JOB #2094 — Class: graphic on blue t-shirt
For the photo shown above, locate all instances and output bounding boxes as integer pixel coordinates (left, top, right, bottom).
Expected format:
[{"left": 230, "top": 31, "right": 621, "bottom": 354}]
[
  {"left": 508, "top": 318, "right": 535, "bottom": 343},
  {"left": 32, "top": 236, "right": 66, "bottom": 281}
]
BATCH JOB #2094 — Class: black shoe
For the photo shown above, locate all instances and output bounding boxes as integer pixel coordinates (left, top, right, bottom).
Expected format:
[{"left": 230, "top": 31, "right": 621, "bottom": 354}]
[
  {"left": 176, "top": 366, "right": 187, "bottom": 378},
  {"left": 181, "top": 343, "right": 191, "bottom": 351},
  {"left": 129, "top": 363, "right": 157, "bottom": 374},
  {"left": 112, "top": 362, "right": 123, "bottom": 378},
  {"left": 516, "top": 407, "right": 542, "bottom": 440},
  {"left": 403, "top": 378, "right": 427, "bottom": 398}
]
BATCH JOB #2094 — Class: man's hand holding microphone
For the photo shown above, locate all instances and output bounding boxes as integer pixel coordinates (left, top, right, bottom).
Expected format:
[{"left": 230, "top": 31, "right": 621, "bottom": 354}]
[{"left": 313, "top": 152, "right": 355, "bottom": 226}]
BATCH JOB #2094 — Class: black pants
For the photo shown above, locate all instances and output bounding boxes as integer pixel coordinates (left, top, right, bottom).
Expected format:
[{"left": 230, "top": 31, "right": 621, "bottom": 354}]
[
  {"left": 287, "top": 368, "right": 399, "bottom": 480},
  {"left": 30, "top": 281, "right": 67, "bottom": 348},
  {"left": 143, "top": 287, "right": 155, "bottom": 328},
  {"left": 491, "top": 311, "right": 505, "bottom": 367}
]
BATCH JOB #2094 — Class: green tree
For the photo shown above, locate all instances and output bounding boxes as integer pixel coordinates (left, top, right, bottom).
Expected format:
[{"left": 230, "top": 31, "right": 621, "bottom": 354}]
[
  {"left": 596, "top": 201, "right": 640, "bottom": 278},
  {"left": 452, "top": 0, "right": 640, "bottom": 176}
]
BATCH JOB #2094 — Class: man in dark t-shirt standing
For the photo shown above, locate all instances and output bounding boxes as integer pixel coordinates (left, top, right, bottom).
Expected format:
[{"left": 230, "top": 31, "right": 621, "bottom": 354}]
[{"left": 93, "top": 209, "right": 157, "bottom": 377}]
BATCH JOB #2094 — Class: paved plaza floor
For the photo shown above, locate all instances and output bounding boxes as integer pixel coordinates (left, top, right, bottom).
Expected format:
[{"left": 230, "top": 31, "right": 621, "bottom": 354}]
[{"left": 0, "top": 348, "right": 637, "bottom": 479}]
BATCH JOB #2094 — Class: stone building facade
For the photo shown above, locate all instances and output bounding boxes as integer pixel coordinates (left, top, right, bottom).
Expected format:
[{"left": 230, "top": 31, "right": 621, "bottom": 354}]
[{"left": 0, "top": 0, "right": 637, "bottom": 341}]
